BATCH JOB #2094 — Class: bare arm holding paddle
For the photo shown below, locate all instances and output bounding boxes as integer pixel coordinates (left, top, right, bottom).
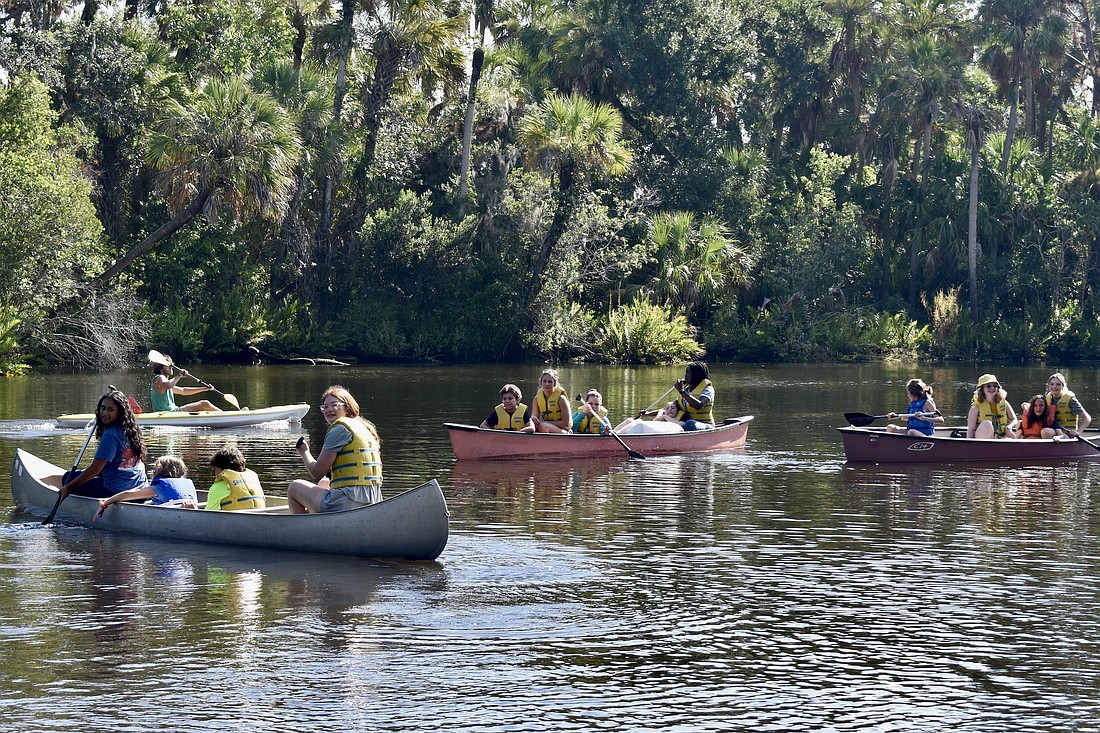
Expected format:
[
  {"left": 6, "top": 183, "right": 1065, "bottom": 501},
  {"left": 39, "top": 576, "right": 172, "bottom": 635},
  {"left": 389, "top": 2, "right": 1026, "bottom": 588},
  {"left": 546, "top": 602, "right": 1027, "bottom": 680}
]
[
  {"left": 151, "top": 362, "right": 222, "bottom": 412},
  {"left": 148, "top": 350, "right": 239, "bottom": 411}
]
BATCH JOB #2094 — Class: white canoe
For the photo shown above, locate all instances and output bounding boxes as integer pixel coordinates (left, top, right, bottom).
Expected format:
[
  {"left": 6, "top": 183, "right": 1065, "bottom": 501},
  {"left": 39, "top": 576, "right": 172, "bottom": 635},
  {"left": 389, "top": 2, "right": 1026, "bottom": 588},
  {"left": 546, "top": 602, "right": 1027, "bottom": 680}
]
[
  {"left": 10, "top": 449, "right": 449, "bottom": 561},
  {"left": 56, "top": 403, "right": 311, "bottom": 429}
]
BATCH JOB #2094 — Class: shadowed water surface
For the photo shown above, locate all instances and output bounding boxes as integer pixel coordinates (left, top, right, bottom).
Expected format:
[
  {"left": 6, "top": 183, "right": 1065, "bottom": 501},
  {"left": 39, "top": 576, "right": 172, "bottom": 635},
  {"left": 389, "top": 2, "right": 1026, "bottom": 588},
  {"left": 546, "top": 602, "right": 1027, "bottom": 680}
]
[{"left": 2, "top": 363, "right": 1100, "bottom": 732}]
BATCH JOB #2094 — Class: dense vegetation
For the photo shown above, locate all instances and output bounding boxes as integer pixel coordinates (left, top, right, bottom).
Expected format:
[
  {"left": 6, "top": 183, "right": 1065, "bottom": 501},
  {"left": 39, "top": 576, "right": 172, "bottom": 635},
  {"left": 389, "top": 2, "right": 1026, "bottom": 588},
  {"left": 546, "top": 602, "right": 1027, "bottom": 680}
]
[{"left": 3, "top": 0, "right": 1100, "bottom": 371}]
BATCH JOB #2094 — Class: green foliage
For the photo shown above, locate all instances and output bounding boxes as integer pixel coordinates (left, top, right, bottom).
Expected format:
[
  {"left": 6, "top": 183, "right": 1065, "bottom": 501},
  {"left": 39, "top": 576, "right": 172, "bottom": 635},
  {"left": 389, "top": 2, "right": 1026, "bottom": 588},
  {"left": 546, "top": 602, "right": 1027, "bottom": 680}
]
[
  {"left": 753, "top": 147, "right": 875, "bottom": 315},
  {"left": 0, "top": 305, "right": 28, "bottom": 375},
  {"left": 0, "top": 75, "right": 106, "bottom": 369},
  {"left": 9, "top": 0, "right": 1100, "bottom": 368},
  {"left": 594, "top": 300, "right": 703, "bottom": 364},
  {"left": 158, "top": 0, "right": 296, "bottom": 77},
  {"left": 150, "top": 304, "right": 206, "bottom": 362},
  {"left": 334, "top": 190, "right": 507, "bottom": 361},
  {"left": 924, "top": 287, "right": 963, "bottom": 359},
  {"left": 521, "top": 301, "right": 598, "bottom": 361}
]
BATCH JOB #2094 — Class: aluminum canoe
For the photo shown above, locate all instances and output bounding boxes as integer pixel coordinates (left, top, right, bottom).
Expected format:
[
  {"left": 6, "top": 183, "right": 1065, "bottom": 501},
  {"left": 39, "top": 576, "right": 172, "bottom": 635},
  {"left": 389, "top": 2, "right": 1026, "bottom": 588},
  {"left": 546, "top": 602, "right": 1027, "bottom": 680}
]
[
  {"left": 10, "top": 448, "right": 449, "bottom": 561},
  {"left": 839, "top": 426, "right": 1100, "bottom": 463},
  {"left": 445, "top": 415, "right": 753, "bottom": 460},
  {"left": 56, "top": 403, "right": 310, "bottom": 429}
]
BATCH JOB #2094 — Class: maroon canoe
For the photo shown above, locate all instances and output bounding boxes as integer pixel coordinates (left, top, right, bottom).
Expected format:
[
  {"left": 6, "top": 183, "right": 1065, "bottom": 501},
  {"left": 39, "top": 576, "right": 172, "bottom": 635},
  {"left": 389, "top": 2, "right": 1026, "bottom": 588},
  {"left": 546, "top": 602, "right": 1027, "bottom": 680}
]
[
  {"left": 839, "top": 426, "right": 1100, "bottom": 463},
  {"left": 445, "top": 416, "right": 753, "bottom": 460}
]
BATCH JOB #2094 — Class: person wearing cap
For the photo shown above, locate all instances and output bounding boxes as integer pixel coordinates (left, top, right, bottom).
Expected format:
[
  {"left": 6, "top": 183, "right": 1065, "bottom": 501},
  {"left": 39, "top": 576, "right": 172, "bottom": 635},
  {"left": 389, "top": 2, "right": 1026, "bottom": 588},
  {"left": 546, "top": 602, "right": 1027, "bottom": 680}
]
[
  {"left": 150, "top": 361, "right": 221, "bottom": 412},
  {"left": 967, "top": 374, "right": 1018, "bottom": 439}
]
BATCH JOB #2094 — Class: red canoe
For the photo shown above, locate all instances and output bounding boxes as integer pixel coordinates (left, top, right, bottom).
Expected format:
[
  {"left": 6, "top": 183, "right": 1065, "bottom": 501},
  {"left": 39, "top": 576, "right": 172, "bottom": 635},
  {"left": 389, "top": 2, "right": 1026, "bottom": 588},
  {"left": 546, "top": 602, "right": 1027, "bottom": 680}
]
[
  {"left": 839, "top": 426, "right": 1100, "bottom": 463},
  {"left": 445, "top": 416, "right": 753, "bottom": 460}
]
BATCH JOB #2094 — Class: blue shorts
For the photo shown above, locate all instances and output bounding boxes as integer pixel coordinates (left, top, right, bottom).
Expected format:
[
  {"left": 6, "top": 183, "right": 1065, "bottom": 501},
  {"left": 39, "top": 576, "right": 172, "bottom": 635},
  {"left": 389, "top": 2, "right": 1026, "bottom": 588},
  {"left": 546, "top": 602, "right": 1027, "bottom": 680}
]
[{"left": 61, "top": 470, "right": 113, "bottom": 499}]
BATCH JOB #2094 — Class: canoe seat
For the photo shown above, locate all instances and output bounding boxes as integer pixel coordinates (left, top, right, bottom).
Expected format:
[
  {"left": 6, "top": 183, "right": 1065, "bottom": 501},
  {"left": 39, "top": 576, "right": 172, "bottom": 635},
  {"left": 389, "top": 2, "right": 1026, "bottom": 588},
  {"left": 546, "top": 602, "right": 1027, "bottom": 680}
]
[{"left": 235, "top": 505, "right": 290, "bottom": 514}]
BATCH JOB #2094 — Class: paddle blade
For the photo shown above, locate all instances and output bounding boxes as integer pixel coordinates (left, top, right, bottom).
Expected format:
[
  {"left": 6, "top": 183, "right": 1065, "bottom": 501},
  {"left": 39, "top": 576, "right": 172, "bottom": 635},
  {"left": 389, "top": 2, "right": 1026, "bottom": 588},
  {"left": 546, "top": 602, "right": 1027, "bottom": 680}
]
[
  {"left": 223, "top": 393, "right": 241, "bottom": 410},
  {"left": 843, "top": 412, "right": 881, "bottom": 427},
  {"left": 148, "top": 349, "right": 172, "bottom": 366}
]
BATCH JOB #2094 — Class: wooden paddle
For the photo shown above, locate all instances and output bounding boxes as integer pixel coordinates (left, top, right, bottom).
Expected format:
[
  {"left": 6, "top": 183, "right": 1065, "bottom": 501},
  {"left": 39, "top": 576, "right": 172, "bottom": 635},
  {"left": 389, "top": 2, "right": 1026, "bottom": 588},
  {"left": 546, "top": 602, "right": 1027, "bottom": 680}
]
[
  {"left": 148, "top": 350, "right": 241, "bottom": 409},
  {"left": 577, "top": 394, "right": 645, "bottom": 460},
  {"left": 844, "top": 410, "right": 941, "bottom": 427}
]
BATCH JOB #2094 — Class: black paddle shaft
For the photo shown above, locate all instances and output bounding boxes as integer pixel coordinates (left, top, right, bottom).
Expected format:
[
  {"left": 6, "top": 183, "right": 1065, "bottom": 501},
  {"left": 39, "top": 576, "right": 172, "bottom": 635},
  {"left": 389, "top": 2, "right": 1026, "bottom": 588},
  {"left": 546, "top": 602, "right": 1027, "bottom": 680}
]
[{"left": 844, "top": 410, "right": 941, "bottom": 427}]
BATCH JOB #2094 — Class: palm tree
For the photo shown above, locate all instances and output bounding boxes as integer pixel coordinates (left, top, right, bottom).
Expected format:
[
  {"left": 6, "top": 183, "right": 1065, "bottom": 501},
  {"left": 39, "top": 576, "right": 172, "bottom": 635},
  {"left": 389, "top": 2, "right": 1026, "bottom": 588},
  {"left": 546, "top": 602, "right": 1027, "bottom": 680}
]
[
  {"left": 355, "top": 0, "right": 467, "bottom": 185},
  {"left": 316, "top": 0, "right": 358, "bottom": 321},
  {"left": 645, "top": 211, "right": 750, "bottom": 319},
  {"left": 902, "top": 33, "right": 968, "bottom": 312},
  {"left": 255, "top": 61, "right": 338, "bottom": 302},
  {"left": 89, "top": 77, "right": 300, "bottom": 290},
  {"left": 517, "top": 92, "right": 631, "bottom": 305},
  {"left": 979, "top": 0, "right": 1066, "bottom": 174}
]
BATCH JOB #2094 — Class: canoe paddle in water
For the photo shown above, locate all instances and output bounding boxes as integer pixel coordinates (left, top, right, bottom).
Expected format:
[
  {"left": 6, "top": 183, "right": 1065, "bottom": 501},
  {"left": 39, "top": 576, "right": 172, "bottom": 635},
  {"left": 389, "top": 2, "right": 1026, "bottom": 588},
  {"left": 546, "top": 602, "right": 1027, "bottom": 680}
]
[
  {"left": 577, "top": 394, "right": 646, "bottom": 460},
  {"left": 148, "top": 350, "right": 241, "bottom": 410},
  {"left": 844, "top": 410, "right": 941, "bottom": 427}
]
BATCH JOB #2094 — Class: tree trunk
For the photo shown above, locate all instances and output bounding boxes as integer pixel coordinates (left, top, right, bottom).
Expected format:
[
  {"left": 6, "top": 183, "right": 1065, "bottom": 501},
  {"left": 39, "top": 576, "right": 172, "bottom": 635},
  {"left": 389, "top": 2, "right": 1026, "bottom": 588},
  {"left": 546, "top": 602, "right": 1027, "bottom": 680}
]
[
  {"left": 525, "top": 162, "right": 576, "bottom": 306},
  {"left": 909, "top": 113, "right": 933, "bottom": 314},
  {"left": 317, "top": 0, "right": 356, "bottom": 322},
  {"left": 80, "top": 0, "right": 99, "bottom": 23},
  {"left": 291, "top": 5, "right": 307, "bottom": 71},
  {"left": 879, "top": 143, "right": 898, "bottom": 302},
  {"left": 457, "top": 46, "right": 485, "bottom": 217},
  {"left": 90, "top": 186, "right": 216, "bottom": 291},
  {"left": 1024, "top": 73, "right": 1034, "bottom": 140},
  {"left": 968, "top": 140, "right": 981, "bottom": 322},
  {"left": 272, "top": 169, "right": 307, "bottom": 301},
  {"left": 1001, "top": 73, "right": 1020, "bottom": 173},
  {"left": 1086, "top": 1, "right": 1100, "bottom": 117}
]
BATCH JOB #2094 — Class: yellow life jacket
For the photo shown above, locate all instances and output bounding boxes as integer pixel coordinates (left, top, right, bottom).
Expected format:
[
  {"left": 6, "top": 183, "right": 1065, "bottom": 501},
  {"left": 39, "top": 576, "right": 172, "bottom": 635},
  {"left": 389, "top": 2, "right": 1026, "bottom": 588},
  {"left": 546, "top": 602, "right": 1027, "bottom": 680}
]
[
  {"left": 575, "top": 405, "right": 608, "bottom": 434},
  {"left": 493, "top": 403, "right": 529, "bottom": 431},
  {"left": 328, "top": 417, "right": 383, "bottom": 490},
  {"left": 213, "top": 468, "right": 265, "bottom": 510},
  {"left": 535, "top": 387, "right": 569, "bottom": 422},
  {"left": 677, "top": 378, "right": 714, "bottom": 425},
  {"left": 1046, "top": 390, "right": 1078, "bottom": 431},
  {"left": 972, "top": 396, "right": 1009, "bottom": 437}
]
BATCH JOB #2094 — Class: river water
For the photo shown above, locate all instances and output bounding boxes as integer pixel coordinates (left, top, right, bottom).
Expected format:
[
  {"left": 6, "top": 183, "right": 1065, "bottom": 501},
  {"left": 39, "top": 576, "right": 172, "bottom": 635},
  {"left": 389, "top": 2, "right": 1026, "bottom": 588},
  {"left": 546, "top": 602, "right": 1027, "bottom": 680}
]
[{"left": 2, "top": 362, "right": 1100, "bottom": 732}]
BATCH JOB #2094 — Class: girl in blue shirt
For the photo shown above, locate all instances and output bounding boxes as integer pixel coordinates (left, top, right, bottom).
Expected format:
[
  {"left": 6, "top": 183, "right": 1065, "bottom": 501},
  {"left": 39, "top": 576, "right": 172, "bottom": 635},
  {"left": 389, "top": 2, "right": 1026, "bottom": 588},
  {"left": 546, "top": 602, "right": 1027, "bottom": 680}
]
[
  {"left": 60, "top": 390, "right": 148, "bottom": 500},
  {"left": 885, "top": 378, "right": 944, "bottom": 436}
]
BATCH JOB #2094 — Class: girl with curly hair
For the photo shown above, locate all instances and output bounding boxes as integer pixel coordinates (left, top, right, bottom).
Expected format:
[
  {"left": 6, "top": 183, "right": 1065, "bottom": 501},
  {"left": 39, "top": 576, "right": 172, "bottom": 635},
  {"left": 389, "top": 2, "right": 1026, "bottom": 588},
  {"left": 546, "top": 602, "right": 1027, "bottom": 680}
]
[{"left": 59, "top": 390, "right": 148, "bottom": 500}]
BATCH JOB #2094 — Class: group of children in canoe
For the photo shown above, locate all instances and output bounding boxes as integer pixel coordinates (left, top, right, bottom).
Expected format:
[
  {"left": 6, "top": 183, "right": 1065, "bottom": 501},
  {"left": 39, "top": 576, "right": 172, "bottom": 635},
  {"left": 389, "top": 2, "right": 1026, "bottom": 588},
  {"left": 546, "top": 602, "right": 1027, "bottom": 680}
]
[
  {"left": 479, "top": 361, "right": 717, "bottom": 436},
  {"left": 883, "top": 373, "right": 1092, "bottom": 440},
  {"left": 58, "top": 374, "right": 383, "bottom": 519},
  {"left": 56, "top": 387, "right": 266, "bottom": 518}
]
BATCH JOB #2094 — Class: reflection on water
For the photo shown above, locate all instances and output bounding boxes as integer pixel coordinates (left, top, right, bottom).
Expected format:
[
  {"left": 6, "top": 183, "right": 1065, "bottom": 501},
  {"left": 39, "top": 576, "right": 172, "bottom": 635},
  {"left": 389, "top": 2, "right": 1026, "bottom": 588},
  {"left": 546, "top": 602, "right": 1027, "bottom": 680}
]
[{"left": 3, "top": 364, "right": 1100, "bottom": 731}]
